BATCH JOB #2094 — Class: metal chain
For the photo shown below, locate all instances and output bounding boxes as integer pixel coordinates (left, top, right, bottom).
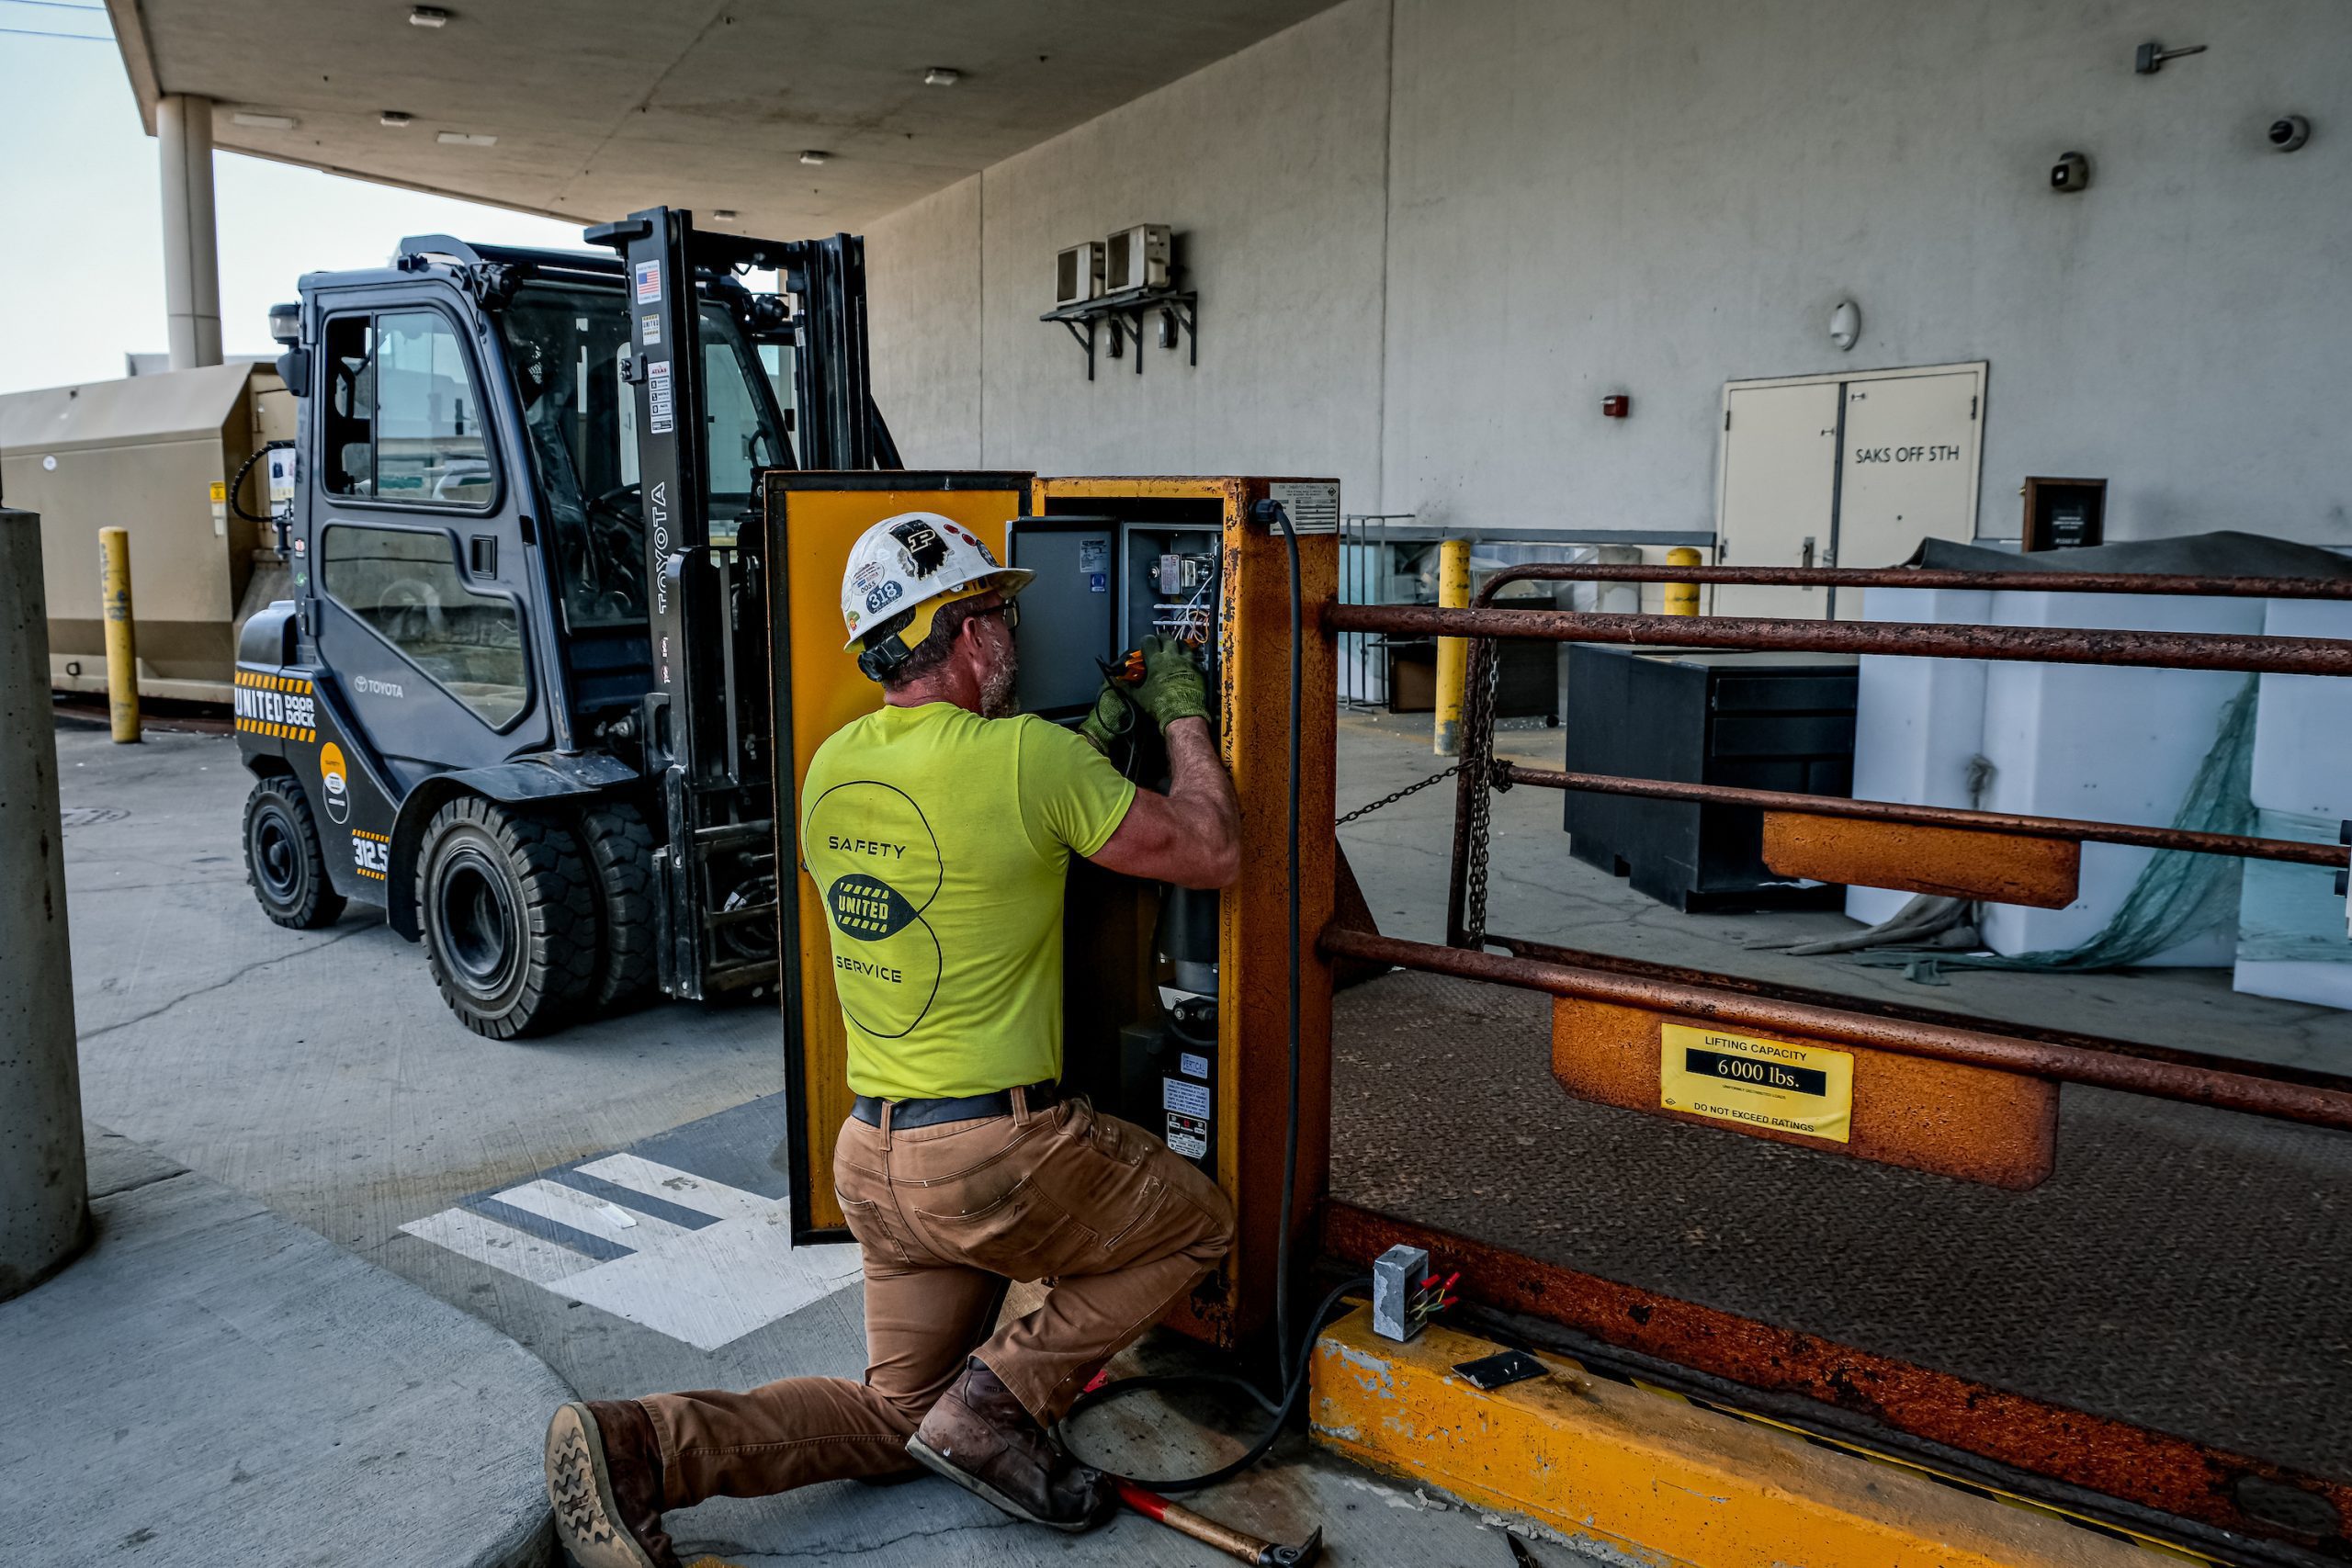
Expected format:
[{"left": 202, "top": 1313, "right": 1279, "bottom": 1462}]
[
  {"left": 1459, "top": 636, "right": 1503, "bottom": 946},
  {"left": 1335, "top": 763, "right": 1462, "bottom": 829}
]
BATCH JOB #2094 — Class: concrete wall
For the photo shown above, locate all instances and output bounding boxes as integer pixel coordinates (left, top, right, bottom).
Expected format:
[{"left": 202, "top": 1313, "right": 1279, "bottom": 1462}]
[
  {"left": 865, "top": 0, "right": 2352, "bottom": 545},
  {"left": 868, "top": 0, "right": 1392, "bottom": 500}
]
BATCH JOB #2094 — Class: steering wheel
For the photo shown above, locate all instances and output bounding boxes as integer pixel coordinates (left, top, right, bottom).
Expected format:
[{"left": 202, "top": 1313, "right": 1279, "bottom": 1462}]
[
  {"left": 587, "top": 481, "right": 640, "bottom": 524},
  {"left": 378, "top": 578, "right": 443, "bottom": 647}
]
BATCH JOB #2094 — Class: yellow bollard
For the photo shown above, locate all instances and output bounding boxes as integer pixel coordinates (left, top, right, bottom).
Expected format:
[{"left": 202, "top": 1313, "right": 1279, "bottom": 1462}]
[
  {"left": 1432, "top": 537, "right": 1471, "bottom": 756},
  {"left": 99, "top": 526, "right": 140, "bottom": 743},
  {"left": 1662, "top": 545, "right": 1703, "bottom": 617}
]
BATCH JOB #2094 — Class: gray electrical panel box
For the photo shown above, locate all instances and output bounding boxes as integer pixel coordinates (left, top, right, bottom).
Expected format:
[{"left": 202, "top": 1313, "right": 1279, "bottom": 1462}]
[{"left": 1009, "top": 510, "right": 1223, "bottom": 723}]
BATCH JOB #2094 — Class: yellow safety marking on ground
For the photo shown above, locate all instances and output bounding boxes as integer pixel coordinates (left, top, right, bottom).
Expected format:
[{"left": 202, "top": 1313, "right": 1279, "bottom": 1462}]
[{"left": 1309, "top": 1307, "right": 2161, "bottom": 1568}]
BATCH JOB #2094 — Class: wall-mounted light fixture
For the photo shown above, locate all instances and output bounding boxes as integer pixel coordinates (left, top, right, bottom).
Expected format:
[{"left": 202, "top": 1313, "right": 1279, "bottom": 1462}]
[
  {"left": 380, "top": 110, "right": 414, "bottom": 128},
  {"left": 799, "top": 150, "right": 831, "bottom": 166},
  {"left": 410, "top": 6, "right": 452, "bottom": 28},
  {"left": 924, "top": 67, "right": 962, "bottom": 86},
  {"left": 1828, "top": 299, "right": 1860, "bottom": 352}
]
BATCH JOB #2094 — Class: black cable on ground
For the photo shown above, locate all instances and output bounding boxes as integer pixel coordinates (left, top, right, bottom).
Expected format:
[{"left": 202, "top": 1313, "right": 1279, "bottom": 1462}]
[
  {"left": 1058, "top": 498, "right": 1335, "bottom": 1495},
  {"left": 1060, "top": 1274, "right": 1369, "bottom": 1493}
]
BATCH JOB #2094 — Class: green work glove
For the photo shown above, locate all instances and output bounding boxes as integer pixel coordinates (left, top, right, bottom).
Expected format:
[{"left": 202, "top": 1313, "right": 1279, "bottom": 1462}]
[
  {"left": 1076, "top": 678, "right": 1140, "bottom": 755},
  {"left": 1134, "top": 634, "right": 1212, "bottom": 729}
]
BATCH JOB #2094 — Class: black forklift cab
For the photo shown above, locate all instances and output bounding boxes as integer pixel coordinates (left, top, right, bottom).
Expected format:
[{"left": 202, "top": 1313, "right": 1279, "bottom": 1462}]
[{"left": 236, "top": 208, "right": 897, "bottom": 1036}]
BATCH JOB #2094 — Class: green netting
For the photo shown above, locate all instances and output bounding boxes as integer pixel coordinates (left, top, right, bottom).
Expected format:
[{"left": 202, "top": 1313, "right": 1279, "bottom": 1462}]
[{"left": 1857, "top": 677, "right": 2258, "bottom": 981}]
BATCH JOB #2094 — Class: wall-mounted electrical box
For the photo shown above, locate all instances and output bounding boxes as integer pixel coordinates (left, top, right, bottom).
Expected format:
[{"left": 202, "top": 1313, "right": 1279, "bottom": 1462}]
[
  {"left": 1055, "top": 241, "right": 1105, "bottom": 308},
  {"left": 2021, "top": 476, "right": 2107, "bottom": 552},
  {"left": 1105, "top": 223, "right": 1171, "bottom": 293}
]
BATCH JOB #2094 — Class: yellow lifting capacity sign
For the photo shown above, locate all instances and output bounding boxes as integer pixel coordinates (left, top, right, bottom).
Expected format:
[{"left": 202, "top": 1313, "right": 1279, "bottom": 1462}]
[{"left": 1659, "top": 1023, "right": 1853, "bottom": 1145}]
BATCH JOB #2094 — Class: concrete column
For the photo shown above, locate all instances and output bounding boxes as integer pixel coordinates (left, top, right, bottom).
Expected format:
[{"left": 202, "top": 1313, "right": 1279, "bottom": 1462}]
[
  {"left": 158, "top": 94, "right": 223, "bottom": 371},
  {"left": 0, "top": 509, "right": 89, "bottom": 1302}
]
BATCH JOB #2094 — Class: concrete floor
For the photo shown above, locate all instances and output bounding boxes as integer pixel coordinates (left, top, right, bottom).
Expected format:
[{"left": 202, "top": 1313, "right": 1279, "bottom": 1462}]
[
  {"left": 51, "top": 705, "right": 2347, "bottom": 1562},
  {"left": 51, "top": 715, "right": 1590, "bottom": 1567}
]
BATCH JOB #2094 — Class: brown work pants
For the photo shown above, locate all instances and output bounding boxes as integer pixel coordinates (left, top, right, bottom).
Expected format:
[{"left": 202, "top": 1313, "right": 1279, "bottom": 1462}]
[{"left": 636, "top": 1091, "right": 1235, "bottom": 1509}]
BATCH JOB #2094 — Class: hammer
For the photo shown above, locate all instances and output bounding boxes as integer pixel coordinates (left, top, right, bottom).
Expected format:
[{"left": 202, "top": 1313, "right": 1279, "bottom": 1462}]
[{"left": 1115, "top": 1481, "right": 1323, "bottom": 1566}]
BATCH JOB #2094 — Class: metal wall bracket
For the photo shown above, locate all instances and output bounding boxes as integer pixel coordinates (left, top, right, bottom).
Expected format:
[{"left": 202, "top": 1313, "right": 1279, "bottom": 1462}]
[{"left": 1041, "top": 287, "right": 1199, "bottom": 380}]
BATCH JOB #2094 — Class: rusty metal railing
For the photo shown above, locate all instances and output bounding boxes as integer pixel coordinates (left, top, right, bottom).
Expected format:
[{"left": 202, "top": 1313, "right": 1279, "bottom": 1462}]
[
  {"left": 1324, "top": 600, "right": 2352, "bottom": 675},
  {"left": 1321, "top": 559, "right": 2352, "bottom": 1129},
  {"left": 1494, "top": 764, "right": 2346, "bottom": 868},
  {"left": 1318, "top": 558, "right": 2352, "bottom": 1558}
]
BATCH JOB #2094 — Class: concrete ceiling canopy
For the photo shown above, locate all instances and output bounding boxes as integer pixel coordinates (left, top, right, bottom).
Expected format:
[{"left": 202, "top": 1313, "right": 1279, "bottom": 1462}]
[{"left": 102, "top": 0, "right": 1340, "bottom": 235}]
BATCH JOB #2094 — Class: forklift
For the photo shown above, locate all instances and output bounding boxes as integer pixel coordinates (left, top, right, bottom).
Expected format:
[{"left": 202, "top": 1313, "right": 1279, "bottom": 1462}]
[{"left": 235, "top": 207, "right": 895, "bottom": 1035}]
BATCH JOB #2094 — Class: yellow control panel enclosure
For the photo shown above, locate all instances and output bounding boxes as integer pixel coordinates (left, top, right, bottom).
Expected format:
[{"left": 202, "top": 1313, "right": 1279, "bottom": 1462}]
[{"left": 765, "top": 471, "right": 1339, "bottom": 1352}]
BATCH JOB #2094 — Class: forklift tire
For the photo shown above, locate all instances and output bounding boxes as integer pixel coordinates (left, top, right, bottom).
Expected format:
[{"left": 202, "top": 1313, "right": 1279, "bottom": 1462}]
[
  {"left": 243, "top": 776, "right": 346, "bottom": 930},
  {"left": 579, "top": 800, "right": 659, "bottom": 1010},
  {"left": 415, "top": 796, "right": 597, "bottom": 1039}
]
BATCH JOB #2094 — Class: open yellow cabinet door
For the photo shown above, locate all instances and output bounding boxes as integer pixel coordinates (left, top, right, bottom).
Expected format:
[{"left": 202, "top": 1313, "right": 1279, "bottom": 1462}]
[{"left": 763, "top": 471, "right": 1031, "bottom": 1239}]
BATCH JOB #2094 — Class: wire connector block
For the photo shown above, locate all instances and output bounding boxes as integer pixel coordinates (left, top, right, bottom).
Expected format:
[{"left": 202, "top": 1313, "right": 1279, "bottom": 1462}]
[{"left": 1372, "top": 1245, "right": 1431, "bottom": 1342}]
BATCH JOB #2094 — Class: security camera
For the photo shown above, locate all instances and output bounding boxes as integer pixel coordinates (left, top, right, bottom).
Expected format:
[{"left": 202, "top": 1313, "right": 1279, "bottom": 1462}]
[
  {"left": 2268, "top": 115, "right": 2311, "bottom": 152},
  {"left": 2050, "top": 151, "right": 2091, "bottom": 192}
]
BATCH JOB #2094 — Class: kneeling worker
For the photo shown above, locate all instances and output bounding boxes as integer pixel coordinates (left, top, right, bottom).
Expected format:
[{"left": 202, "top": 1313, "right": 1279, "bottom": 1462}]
[{"left": 546, "top": 513, "right": 1241, "bottom": 1566}]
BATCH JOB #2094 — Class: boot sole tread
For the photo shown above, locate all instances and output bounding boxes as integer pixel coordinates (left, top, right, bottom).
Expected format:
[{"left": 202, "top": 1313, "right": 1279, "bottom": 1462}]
[{"left": 545, "top": 1402, "right": 665, "bottom": 1568}]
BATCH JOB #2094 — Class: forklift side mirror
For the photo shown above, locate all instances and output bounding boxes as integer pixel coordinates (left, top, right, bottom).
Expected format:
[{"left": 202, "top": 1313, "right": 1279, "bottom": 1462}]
[{"left": 276, "top": 350, "right": 311, "bottom": 400}]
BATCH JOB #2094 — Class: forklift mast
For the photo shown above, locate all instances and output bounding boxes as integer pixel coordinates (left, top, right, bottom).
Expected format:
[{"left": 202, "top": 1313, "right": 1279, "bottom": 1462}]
[{"left": 583, "top": 207, "right": 901, "bottom": 1001}]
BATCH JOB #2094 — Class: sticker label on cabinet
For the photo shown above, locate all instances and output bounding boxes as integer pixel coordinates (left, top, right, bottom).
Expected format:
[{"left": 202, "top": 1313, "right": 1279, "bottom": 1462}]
[
  {"left": 1265, "top": 481, "right": 1339, "bottom": 535},
  {"left": 1163, "top": 1077, "right": 1212, "bottom": 1121},
  {"left": 1659, "top": 1023, "right": 1851, "bottom": 1144},
  {"left": 1165, "top": 1112, "right": 1208, "bottom": 1160}
]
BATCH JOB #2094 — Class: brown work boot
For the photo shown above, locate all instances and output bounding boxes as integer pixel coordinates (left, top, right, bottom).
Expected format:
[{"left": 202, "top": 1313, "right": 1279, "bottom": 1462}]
[
  {"left": 907, "top": 1359, "right": 1117, "bottom": 1532},
  {"left": 545, "top": 1399, "right": 683, "bottom": 1568}
]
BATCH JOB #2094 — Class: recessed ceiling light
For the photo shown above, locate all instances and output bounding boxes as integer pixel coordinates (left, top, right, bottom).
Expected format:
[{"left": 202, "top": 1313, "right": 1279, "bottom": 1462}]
[
  {"left": 231, "top": 111, "right": 299, "bottom": 130},
  {"left": 711, "top": 209, "right": 741, "bottom": 221},
  {"left": 435, "top": 131, "right": 497, "bottom": 146},
  {"left": 409, "top": 6, "right": 451, "bottom": 28},
  {"left": 923, "top": 67, "right": 961, "bottom": 86},
  {"left": 799, "top": 150, "right": 830, "bottom": 165},
  {"left": 380, "top": 110, "right": 414, "bottom": 128}
]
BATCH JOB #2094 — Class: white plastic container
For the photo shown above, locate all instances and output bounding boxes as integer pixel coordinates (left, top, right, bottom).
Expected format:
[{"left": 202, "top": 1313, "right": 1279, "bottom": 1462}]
[
  {"left": 1844, "top": 588, "right": 1990, "bottom": 928},
  {"left": 1974, "top": 591, "right": 2261, "bottom": 964},
  {"left": 2233, "top": 598, "right": 2352, "bottom": 1009}
]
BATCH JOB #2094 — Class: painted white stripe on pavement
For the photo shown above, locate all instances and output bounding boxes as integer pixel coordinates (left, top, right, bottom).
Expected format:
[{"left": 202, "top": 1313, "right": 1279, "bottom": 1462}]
[
  {"left": 491, "top": 1179, "right": 696, "bottom": 1247},
  {"left": 400, "top": 1206, "right": 600, "bottom": 1285},
  {"left": 405, "top": 1155, "right": 864, "bottom": 1348},
  {"left": 573, "top": 1154, "right": 781, "bottom": 1223},
  {"left": 551, "top": 1217, "right": 865, "bottom": 1351}
]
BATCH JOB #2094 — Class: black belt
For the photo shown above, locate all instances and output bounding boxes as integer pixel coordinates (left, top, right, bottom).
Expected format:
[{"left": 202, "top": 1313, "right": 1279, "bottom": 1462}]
[{"left": 852, "top": 1080, "right": 1060, "bottom": 1131}]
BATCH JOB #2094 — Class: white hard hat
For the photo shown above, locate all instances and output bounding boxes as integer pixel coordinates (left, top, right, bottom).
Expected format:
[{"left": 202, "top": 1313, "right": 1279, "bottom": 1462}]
[{"left": 840, "top": 511, "right": 1033, "bottom": 659}]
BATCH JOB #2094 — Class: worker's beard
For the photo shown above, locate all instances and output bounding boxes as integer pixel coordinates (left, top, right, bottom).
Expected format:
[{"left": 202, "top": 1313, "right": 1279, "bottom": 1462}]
[{"left": 979, "top": 648, "right": 1018, "bottom": 719}]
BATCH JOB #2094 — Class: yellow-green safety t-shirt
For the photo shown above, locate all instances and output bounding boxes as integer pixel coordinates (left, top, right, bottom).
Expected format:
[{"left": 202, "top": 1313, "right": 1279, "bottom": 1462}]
[{"left": 800, "top": 702, "right": 1137, "bottom": 1100}]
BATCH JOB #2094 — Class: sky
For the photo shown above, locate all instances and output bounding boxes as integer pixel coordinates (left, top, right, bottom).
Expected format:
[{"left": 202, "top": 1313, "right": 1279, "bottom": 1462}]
[{"left": 0, "top": 4, "right": 584, "bottom": 395}]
